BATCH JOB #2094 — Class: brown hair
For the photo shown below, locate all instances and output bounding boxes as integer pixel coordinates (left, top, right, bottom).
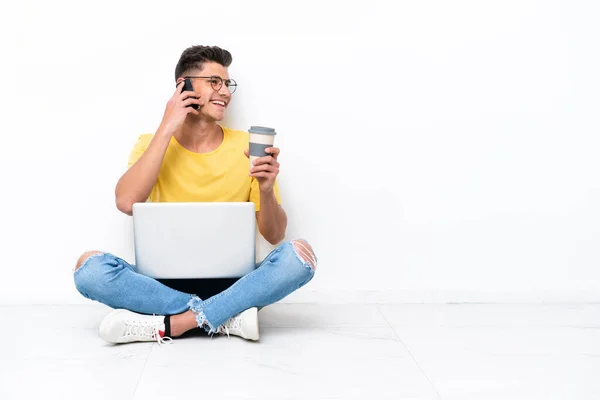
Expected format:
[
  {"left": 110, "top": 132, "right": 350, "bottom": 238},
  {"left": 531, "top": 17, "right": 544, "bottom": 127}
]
[{"left": 174, "top": 45, "right": 233, "bottom": 81}]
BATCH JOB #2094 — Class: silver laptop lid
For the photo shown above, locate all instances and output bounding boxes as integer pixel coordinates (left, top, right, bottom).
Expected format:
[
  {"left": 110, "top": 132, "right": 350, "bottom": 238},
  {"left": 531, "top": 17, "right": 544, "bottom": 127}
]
[{"left": 132, "top": 202, "right": 256, "bottom": 279}]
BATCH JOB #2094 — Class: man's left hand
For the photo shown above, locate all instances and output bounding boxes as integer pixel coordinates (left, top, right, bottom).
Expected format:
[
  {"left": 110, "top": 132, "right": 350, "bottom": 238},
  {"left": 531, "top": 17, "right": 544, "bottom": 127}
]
[{"left": 244, "top": 147, "right": 280, "bottom": 193}]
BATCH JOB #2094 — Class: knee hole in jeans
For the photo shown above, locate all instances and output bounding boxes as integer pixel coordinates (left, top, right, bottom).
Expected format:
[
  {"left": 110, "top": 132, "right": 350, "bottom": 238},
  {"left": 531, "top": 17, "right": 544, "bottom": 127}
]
[
  {"left": 291, "top": 239, "right": 317, "bottom": 271},
  {"left": 75, "top": 250, "right": 103, "bottom": 271}
]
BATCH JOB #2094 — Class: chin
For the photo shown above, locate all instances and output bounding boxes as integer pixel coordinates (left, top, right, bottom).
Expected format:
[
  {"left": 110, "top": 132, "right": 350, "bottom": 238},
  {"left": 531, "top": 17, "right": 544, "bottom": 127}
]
[
  {"left": 211, "top": 112, "right": 226, "bottom": 121},
  {"left": 199, "top": 111, "right": 225, "bottom": 122}
]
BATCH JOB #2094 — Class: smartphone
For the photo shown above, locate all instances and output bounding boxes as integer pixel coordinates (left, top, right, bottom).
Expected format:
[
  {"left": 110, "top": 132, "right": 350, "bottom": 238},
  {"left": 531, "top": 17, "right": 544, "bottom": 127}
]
[{"left": 181, "top": 78, "right": 199, "bottom": 110}]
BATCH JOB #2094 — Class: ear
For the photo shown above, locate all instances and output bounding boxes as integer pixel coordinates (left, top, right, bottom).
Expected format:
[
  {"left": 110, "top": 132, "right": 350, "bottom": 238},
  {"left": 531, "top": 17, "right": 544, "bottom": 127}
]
[{"left": 176, "top": 77, "right": 185, "bottom": 85}]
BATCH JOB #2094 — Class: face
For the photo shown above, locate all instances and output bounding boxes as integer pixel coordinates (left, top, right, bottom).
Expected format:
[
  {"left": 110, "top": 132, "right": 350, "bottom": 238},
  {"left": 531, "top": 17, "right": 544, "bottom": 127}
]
[{"left": 176, "top": 62, "right": 233, "bottom": 122}]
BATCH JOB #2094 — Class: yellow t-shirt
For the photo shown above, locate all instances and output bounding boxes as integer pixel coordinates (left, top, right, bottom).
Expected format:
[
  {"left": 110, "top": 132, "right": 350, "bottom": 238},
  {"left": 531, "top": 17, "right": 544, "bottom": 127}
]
[{"left": 127, "top": 125, "right": 281, "bottom": 211}]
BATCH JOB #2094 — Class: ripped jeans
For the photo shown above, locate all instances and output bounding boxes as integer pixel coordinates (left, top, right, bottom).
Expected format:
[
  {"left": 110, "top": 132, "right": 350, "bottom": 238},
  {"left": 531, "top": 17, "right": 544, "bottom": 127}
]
[{"left": 73, "top": 240, "right": 316, "bottom": 333}]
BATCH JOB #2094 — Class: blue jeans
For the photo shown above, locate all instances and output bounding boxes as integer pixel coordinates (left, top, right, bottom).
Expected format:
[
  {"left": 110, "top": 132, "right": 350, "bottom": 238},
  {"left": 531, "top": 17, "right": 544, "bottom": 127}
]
[{"left": 73, "top": 240, "right": 315, "bottom": 333}]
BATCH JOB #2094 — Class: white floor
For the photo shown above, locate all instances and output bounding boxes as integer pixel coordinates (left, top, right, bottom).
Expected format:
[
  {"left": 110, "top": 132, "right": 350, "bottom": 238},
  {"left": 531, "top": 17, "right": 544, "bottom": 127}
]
[{"left": 1, "top": 303, "right": 599, "bottom": 399}]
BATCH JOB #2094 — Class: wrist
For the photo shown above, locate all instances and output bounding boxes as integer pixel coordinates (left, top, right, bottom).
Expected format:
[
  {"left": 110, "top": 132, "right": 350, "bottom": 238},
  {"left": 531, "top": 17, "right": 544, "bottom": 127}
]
[
  {"left": 156, "top": 125, "right": 175, "bottom": 138},
  {"left": 259, "top": 187, "right": 275, "bottom": 196}
]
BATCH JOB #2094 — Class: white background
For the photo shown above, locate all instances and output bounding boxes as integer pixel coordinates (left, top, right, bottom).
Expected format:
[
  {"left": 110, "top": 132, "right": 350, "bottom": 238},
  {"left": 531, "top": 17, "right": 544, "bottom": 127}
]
[{"left": 0, "top": 0, "right": 598, "bottom": 304}]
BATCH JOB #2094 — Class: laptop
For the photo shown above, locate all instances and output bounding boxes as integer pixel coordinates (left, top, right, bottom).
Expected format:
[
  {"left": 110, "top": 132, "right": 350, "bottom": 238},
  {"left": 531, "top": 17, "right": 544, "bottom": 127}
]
[{"left": 132, "top": 202, "right": 256, "bottom": 279}]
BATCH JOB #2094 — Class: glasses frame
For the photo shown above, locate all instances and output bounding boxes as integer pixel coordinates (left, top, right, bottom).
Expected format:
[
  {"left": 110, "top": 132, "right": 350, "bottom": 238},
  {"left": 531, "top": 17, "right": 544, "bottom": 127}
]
[{"left": 185, "top": 75, "right": 237, "bottom": 94}]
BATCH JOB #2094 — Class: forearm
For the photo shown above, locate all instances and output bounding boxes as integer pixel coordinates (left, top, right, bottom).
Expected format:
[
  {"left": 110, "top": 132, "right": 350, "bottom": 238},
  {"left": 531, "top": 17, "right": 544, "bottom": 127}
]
[
  {"left": 115, "top": 130, "right": 172, "bottom": 215},
  {"left": 257, "top": 189, "right": 287, "bottom": 244}
]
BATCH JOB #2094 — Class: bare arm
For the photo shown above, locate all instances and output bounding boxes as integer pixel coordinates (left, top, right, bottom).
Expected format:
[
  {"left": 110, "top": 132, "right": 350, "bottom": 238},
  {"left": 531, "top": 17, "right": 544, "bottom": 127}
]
[
  {"left": 256, "top": 190, "right": 287, "bottom": 244},
  {"left": 246, "top": 146, "right": 287, "bottom": 244},
  {"left": 115, "top": 130, "right": 172, "bottom": 215},
  {"left": 115, "top": 80, "right": 203, "bottom": 216}
]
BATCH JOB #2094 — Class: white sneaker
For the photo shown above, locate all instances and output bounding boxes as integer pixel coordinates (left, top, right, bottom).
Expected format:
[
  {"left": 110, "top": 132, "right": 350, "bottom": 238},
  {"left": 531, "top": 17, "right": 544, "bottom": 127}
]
[
  {"left": 217, "top": 307, "right": 259, "bottom": 341},
  {"left": 98, "top": 309, "right": 172, "bottom": 344}
]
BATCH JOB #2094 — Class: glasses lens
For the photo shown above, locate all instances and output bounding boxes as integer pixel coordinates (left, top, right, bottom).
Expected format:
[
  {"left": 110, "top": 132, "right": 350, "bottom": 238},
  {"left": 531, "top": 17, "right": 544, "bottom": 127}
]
[
  {"left": 226, "top": 79, "right": 237, "bottom": 94},
  {"left": 208, "top": 76, "right": 223, "bottom": 91}
]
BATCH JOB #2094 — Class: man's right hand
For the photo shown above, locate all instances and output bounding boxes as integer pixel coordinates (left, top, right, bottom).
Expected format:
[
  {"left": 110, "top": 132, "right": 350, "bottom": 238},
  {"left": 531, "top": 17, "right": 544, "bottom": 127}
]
[{"left": 157, "top": 81, "right": 204, "bottom": 136}]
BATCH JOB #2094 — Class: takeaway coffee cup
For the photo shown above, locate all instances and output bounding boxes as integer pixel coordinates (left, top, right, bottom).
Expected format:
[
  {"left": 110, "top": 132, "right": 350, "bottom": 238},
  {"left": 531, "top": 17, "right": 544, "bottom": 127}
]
[{"left": 248, "top": 126, "right": 277, "bottom": 169}]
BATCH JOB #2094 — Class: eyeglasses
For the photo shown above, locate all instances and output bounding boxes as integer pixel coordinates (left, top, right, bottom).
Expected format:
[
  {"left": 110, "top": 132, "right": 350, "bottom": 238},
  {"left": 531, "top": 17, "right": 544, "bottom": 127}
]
[{"left": 185, "top": 75, "right": 237, "bottom": 94}]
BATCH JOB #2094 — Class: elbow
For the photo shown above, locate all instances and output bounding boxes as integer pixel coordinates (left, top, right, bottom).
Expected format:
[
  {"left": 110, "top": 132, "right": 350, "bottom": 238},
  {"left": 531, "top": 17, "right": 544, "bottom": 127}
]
[
  {"left": 115, "top": 197, "right": 134, "bottom": 216},
  {"left": 115, "top": 183, "right": 133, "bottom": 216},
  {"left": 266, "top": 233, "right": 285, "bottom": 246}
]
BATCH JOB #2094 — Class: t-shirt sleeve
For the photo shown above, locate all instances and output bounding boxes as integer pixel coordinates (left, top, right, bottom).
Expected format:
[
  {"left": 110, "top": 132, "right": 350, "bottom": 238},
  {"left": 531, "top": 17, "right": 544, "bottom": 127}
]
[
  {"left": 127, "top": 135, "right": 150, "bottom": 168},
  {"left": 249, "top": 178, "right": 282, "bottom": 212}
]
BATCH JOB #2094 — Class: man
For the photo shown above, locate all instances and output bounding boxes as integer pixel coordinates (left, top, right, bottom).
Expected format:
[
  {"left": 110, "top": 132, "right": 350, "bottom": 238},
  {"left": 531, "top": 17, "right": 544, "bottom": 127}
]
[{"left": 73, "top": 45, "right": 317, "bottom": 344}]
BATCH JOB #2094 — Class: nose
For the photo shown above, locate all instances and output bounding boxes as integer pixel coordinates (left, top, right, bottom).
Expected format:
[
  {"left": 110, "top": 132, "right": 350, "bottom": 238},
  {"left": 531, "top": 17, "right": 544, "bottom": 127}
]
[{"left": 218, "top": 84, "right": 231, "bottom": 97}]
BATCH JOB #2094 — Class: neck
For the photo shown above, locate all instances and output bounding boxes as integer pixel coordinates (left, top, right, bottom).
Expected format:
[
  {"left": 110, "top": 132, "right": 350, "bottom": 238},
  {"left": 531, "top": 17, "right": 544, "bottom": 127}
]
[{"left": 175, "top": 116, "right": 223, "bottom": 153}]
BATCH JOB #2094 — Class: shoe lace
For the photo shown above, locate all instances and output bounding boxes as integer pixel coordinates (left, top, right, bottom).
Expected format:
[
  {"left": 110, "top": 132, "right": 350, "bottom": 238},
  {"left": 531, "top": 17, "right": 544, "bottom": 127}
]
[
  {"left": 217, "top": 315, "right": 242, "bottom": 338},
  {"left": 124, "top": 320, "right": 172, "bottom": 345}
]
